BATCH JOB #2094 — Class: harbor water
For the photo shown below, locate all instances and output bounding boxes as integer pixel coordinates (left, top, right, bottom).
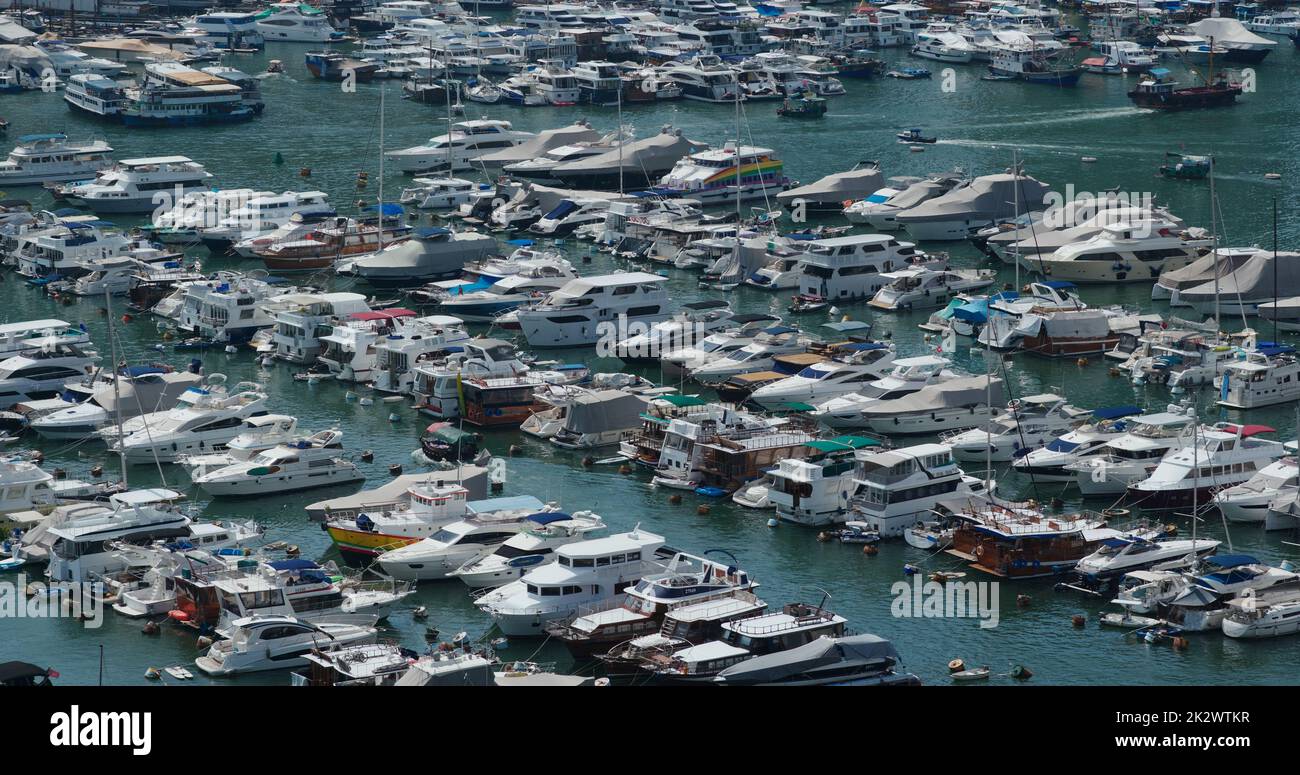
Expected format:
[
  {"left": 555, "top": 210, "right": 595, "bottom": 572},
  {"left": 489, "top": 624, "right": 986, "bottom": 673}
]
[{"left": 3, "top": 23, "right": 1300, "bottom": 685}]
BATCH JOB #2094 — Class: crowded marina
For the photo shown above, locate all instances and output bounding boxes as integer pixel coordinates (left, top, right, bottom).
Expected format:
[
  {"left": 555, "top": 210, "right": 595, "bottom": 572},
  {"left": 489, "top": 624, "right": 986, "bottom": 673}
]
[{"left": 1, "top": 0, "right": 1299, "bottom": 687}]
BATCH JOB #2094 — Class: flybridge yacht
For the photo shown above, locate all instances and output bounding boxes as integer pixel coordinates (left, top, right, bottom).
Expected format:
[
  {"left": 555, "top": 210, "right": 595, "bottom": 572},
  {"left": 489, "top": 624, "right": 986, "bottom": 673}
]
[
  {"left": 269, "top": 292, "right": 372, "bottom": 364},
  {"left": 367, "top": 316, "right": 472, "bottom": 395},
  {"left": 10, "top": 219, "right": 135, "bottom": 279},
  {"left": 433, "top": 259, "right": 578, "bottom": 322},
  {"left": 179, "top": 414, "right": 300, "bottom": 479},
  {"left": 911, "top": 22, "right": 979, "bottom": 62},
  {"left": 867, "top": 267, "right": 997, "bottom": 311},
  {"left": 106, "top": 379, "right": 269, "bottom": 464},
  {"left": 386, "top": 120, "right": 535, "bottom": 173},
  {"left": 196, "top": 190, "right": 332, "bottom": 253},
  {"left": 42, "top": 490, "right": 194, "bottom": 584},
  {"left": 189, "top": 11, "right": 266, "bottom": 48},
  {"left": 0, "top": 343, "right": 100, "bottom": 410},
  {"left": 809, "top": 355, "right": 955, "bottom": 428},
  {"left": 848, "top": 443, "right": 981, "bottom": 536},
  {"left": 516, "top": 272, "right": 671, "bottom": 348},
  {"left": 0, "top": 319, "right": 91, "bottom": 360},
  {"left": 1216, "top": 348, "right": 1300, "bottom": 410},
  {"left": 255, "top": 2, "right": 343, "bottom": 42},
  {"left": 895, "top": 170, "right": 1051, "bottom": 242},
  {"left": 748, "top": 343, "right": 898, "bottom": 409},
  {"left": 319, "top": 312, "right": 467, "bottom": 384},
  {"left": 56, "top": 156, "right": 213, "bottom": 214},
  {"left": 662, "top": 56, "right": 742, "bottom": 102},
  {"left": 0, "top": 133, "right": 114, "bottom": 186},
  {"left": 31, "top": 366, "right": 203, "bottom": 440},
  {"left": 836, "top": 374, "right": 1004, "bottom": 436},
  {"left": 1019, "top": 220, "right": 1213, "bottom": 284},
  {"left": 174, "top": 275, "right": 291, "bottom": 345},
  {"left": 194, "top": 430, "right": 364, "bottom": 496},
  {"left": 939, "top": 393, "right": 1093, "bottom": 463},
  {"left": 150, "top": 188, "right": 270, "bottom": 245},
  {"left": 449, "top": 513, "right": 608, "bottom": 589},
  {"left": 1127, "top": 423, "right": 1286, "bottom": 511},
  {"left": 1011, "top": 405, "right": 1142, "bottom": 482},
  {"left": 1068, "top": 406, "right": 1198, "bottom": 497},
  {"left": 653, "top": 143, "right": 789, "bottom": 205},
  {"left": 788, "top": 233, "right": 938, "bottom": 302}
]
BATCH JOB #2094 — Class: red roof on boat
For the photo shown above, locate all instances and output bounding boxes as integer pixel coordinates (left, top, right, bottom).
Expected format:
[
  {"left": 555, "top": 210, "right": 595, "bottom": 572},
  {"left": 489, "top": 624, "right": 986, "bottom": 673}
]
[
  {"left": 351, "top": 308, "right": 416, "bottom": 321},
  {"left": 1222, "top": 424, "right": 1276, "bottom": 438}
]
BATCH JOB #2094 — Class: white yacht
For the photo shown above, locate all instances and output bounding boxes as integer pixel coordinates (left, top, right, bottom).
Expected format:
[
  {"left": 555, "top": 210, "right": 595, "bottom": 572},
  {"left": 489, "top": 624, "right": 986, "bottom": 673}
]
[
  {"left": 30, "top": 367, "right": 202, "bottom": 440},
  {"left": 385, "top": 120, "right": 535, "bottom": 173},
  {"left": 377, "top": 505, "right": 576, "bottom": 581},
  {"left": 788, "top": 233, "right": 937, "bottom": 302},
  {"left": 174, "top": 275, "right": 290, "bottom": 345},
  {"left": 398, "top": 177, "right": 484, "bottom": 210},
  {"left": 1214, "top": 457, "right": 1300, "bottom": 523},
  {"left": 940, "top": 393, "right": 1093, "bottom": 463},
  {"left": 268, "top": 292, "right": 372, "bottom": 364},
  {"left": 516, "top": 272, "right": 671, "bottom": 348},
  {"left": 0, "top": 344, "right": 100, "bottom": 410},
  {"left": 107, "top": 379, "right": 269, "bottom": 464},
  {"left": 612, "top": 300, "right": 735, "bottom": 364},
  {"left": 317, "top": 309, "right": 422, "bottom": 382},
  {"left": 687, "top": 326, "right": 809, "bottom": 384},
  {"left": 1074, "top": 536, "right": 1221, "bottom": 584},
  {"left": 911, "top": 22, "right": 979, "bottom": 62},
  {"left": 1067, "top": 407, "right": 1198, "bottom": 497},
  {"left": 178, "top": 414, "right": 300, "bottom": 479},
  {"left": 848, "top": 444, "right": 980, "bottom": 535},
  {"left": 1216, "top": 350, "right": 1300, "bottom": 410},
  {"left": 842, "top": 173, "right": 964, "bottom": 230},
  {"left": 366, "top": 315, "right": 472, "bottom": 393},
  {"left": 255, "top": 2, "right": 343, "bottom": 42},
  {"left": 868, "top": 267, "right": 997, "bottom": 311},
  {"left": 748, "top": 344, "right": 898, "bottom": 409},
  {"left": 434, "top": 260, "right": 577, "bottom": 323},
  {"left": 895, "top": 170, "right": 1052, "bottom": 242},
  {"left": 767, "top": 443, "right": 866, "bottom": 527},
  {"left": 1011, "top": 406, "right": 1142, "bottom": 482},
  {"left": 475, "top": 528, "right": 669, "bottom": 636},
  {"left": 0, "top": 319, "right": 91, "bottom": 360},
  {"left": 1021, "top": 220, "right": 1213, "bottom": 284},
  {"left": 662, "top": 57, "right": 742, "bottom": 102},
  {"left": 196, "top": 190, "right": 332, "bottom": 253},
  {"left": 42, "top": 489, "right": 191, "bottom": 583},
  {"left": 0, "top": 133, "right": 114, "bottom": 186},
  {"left": 197, "top": 616, "right": 376, "bottom": 676},
  {"left": 1127, "top": 423, "right": 1286, "bottom": 512},
  {"left": 448, "top": 512, "right": 607, "bottom": 588},
  {"left": 57, "top": 156, "right": 213, "bottom": 214},
  {"left": 810, "top": 355, "right": 957, "bottom": 429},
  {"left": 189, "top": 11, "right": 266, "bottom": 47},
  {"left": 657, "top": 314, "right": 781, "bottom": 377},
  {"left": 194, "top": 430, "right": 363, "bottom": 496},
  {"left": 844, "top": 374, "right": 1004, "bottom": 436}
]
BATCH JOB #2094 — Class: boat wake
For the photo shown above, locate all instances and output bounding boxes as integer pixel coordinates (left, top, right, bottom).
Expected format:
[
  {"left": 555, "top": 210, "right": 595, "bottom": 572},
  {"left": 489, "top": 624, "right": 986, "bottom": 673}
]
[{"left": 946, "top": 106, "right": 1154, "bottom": 131}]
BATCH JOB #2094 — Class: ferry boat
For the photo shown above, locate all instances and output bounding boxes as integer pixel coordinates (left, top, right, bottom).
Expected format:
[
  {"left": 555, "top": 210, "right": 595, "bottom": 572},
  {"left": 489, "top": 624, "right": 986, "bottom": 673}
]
[
  {"left": 652, "top": 143, "right": 789, "bottom": 206},
  {"left": 1216, "top": 349, "right": 1300, "bottom": 409},
  {"left": 62, "top": 74, "right": 129, "bottom": 119},
  {"left": 543, "top": 549, "right": 757, "bottom": 658},
  {"left": 56, "top": 156, "right": 213, "bottom": 214},
  {"left": 268, "top": 292, "right": 372, "bottom": 364},
  {"left": 119, "top": 62, "right": 261, "bottom": 127},
  {"left": 847, "top": 443, "right": 983, "bottom": 536},
  {"left": 255, "top": 2, "right": 344, "bottom": 42},
  {"left": 1126, "top": 423, "right": 1286, "bottom": 511},
  {"left": 0, "top": 133, "right": 113, "bottom": 186},
  {"left": 193, "top": 430, "right": 364, "bottom": 497},
  {"left": 515, "top": 272, "right": 671, "bottom": 348},
  {"left": 475, "top": 528, "right": 671, "bottom": 636}
]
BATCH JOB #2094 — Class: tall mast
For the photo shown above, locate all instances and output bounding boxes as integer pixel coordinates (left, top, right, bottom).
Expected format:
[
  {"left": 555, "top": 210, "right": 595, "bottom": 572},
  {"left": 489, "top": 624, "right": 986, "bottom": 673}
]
[
  {"left": 1210, "top": 154, "right": 1219, "bottom": 332},
  {"left": 105, "top": 289, "right": 127, "bottom": 485},
  {"left": 378, "top": 84, "right": 386, "bottom": 253},
  {"left": 617, "top": 84, "right": 624, "bottom": 196}
]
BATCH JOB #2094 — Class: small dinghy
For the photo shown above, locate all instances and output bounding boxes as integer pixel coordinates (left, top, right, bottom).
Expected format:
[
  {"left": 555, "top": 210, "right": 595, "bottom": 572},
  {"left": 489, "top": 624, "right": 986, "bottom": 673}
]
[
  {"left": 165, "top": 666, "right": 194, "bottom": 680},
  {"left": 837, "top": 521, "right": 880, "bottom": 544},
  {"left": 789, "top": 293, "right": 829, "bottom": 313},
  {"left": 695, "top": 486, "right": 728, "bottom": 498},
  {"left": 1100, "top": 612, "right": 1162, "bottom": 629},
  {"left": 929, "top": 571, "right": 966, "bottom": 583},
  {"left": 951, "top": 666, "right": 991, "bottom": 682},
  {"left": 886, "top": 67, "right": 931, "bottom": 79}
]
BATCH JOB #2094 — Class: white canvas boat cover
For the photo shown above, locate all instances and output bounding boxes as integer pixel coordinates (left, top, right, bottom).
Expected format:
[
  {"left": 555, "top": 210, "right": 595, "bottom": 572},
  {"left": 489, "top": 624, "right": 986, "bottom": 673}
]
[
  {"left": 1040, "top": 309, "right": 1113, "bottom": 338},
  {"left": 776, "top": 165, "right": 884, "bottom": 206},
  {"left": 714, "top": 634, "right": 899, "bottom": 684},
  {"left": 560, "top": 389, "right": 648, "bottom": 434},
  {"left": 859, "top": 375, "right": 1002, "bottom": 416},
  {"left": 475, "top": 123, "right": 602, "bottom": 167},
  {"left": 895, "top": 173, "right": 1051, "bottom": 223},
  {"left": 1157, "top": 248, "right": 1259, "bottom": 291},
  {"left": 1180, "top": 251, "right": 1300, "bottom": 303},
  {"left": 1189, "top": 17, "right": 1277, "bottom": 49}
]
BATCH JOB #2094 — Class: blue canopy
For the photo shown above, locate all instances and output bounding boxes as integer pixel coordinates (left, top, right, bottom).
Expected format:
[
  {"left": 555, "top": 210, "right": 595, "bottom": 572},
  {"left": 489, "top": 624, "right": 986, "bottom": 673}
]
[
  {"left": 527, "top": 512, "right": 570, "bottom": 525},
  {"left": 1149, "top": 67, "right": 1171, "bottom": 78},
  {"left": 840, "top": 341, "right": 888, "bottom": 351},
  {"left": 415, "top": 226, "right": 450, "bottom": 238},
  {"left": 506, "top": 239, "right": 534, "bottom": 246},
  {"left": 122, "top": 365, "right": 168, "bottom": 377},
  {"left": 1203, "top": 554, "right": 1259, "bottom": 569},
  {"left": 365, "top": 202, "right": 405, "bottom": 216},
  {"left": 268, "top": 559, "right": 321, "bottom": 572},
  {"left": 953, "top": 299, "right": 990, "bottom": 323},
  {"left": 19, "top": 133, "right": 67, "bottom": 143},
  {"left": 761, "top": 325, "right": 797, "bottom": 335},
  {"left": 1041, "top": 280, "right": 1077, "bottom": 289},
  {"left": 1092, "top": 405, "right": 1141, "bottom": 420}
]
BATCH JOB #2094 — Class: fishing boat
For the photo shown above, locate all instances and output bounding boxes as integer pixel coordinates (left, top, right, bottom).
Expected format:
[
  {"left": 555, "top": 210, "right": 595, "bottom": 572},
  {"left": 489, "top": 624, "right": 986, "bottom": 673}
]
[
  {"left": 896, "top": 128, "right": 936, "bottom": 144},
  {"left": 1159, "top": 152, "right": 1212, "bottom": 180},
  {"left": 776, "top": 95, "right": 827, "bottom": 118},
  {"left": 1127, "top": 67, "right": 1242, "bottom": 110}
]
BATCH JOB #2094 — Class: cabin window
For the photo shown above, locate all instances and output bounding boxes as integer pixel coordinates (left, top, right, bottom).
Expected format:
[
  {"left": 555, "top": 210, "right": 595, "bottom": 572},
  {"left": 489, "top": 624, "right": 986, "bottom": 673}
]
[{"left": 596, "top": 556, "right": 611, "bottom": 567}]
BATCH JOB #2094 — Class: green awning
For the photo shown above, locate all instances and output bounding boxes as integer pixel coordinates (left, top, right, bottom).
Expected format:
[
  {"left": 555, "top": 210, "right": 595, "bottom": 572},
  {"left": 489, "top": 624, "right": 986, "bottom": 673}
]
[
  {"left": 659, "top": 395, "right": 707, "bottom": 407},
  {"left": 806, "top": 435, "right": 880, "bottom": 452},
  {"left": 781, "top": 402, "right": 817, "bottom": 412}
]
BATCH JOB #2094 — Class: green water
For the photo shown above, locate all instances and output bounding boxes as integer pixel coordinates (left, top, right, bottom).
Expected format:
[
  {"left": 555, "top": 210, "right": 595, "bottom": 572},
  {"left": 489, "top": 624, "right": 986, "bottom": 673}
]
[{"left": 3, "top": 24, "right": 1300, "bottom": 685}]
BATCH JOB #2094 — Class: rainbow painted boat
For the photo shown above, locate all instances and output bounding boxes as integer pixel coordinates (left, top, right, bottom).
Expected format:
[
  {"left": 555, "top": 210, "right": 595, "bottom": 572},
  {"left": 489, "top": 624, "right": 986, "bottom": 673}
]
[{"left": 648, "top": 142, "right": 790, "bottom": 205}]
